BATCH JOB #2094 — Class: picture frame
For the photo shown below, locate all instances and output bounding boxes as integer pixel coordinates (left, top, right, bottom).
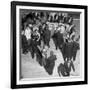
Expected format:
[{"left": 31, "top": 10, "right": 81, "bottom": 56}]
[{"left": 11, "top": 1, "right": 88, "bottom": 89}]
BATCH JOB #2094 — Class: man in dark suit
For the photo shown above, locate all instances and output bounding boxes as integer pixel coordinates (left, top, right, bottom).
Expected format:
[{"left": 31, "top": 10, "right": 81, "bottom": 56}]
[
  {"left": 42, "top": 24, "right": 51, "bottom": 48},
  {"left": 58, "top": 59, "right": 75, "bottom": 77},
  {"left": 21, "top": 31, "right": 28, "bottom": 54},
  {"left": 44, "top": 51, "right": 57, "bottom": 75},
  {"left": 52, "top": 31, "right": 64, "bottom": 50},
  {"left": 72, "top": 41, "right": 79, "bottom": 61}
]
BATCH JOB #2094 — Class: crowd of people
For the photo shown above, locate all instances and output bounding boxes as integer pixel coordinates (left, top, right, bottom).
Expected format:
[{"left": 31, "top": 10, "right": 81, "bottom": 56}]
[{"left": 21, "top": 11, "right": 80, "bottom": 76}]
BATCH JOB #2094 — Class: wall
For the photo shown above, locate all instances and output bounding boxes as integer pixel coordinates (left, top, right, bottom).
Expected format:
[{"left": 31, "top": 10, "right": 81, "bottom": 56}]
[{"left": 0, "top": 0, "right": 89, "bottom": 90}]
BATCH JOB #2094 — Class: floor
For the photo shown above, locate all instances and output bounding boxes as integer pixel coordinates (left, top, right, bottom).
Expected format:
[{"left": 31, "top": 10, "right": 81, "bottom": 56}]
[{"left": 21, "top": 38, "right": 80, "bottom": 79}]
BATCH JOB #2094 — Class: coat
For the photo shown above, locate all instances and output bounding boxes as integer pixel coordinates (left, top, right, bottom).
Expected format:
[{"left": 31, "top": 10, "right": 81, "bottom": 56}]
[{"left": 44, "top": 55, "right": 57, "bottom": 75}]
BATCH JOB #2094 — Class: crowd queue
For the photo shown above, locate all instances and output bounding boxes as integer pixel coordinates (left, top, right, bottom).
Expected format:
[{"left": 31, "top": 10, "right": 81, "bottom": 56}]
[{"left": 21, "top": 11, "right": 80, "bottom": 76}]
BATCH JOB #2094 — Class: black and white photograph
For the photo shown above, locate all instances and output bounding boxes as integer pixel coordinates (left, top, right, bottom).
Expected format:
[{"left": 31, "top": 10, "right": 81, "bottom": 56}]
[
  {"left": 20, "top": 10, "right": 80, "bottom": 78},
  {"left": 11, "top": 1, "right": 87, "bottom": 89}
]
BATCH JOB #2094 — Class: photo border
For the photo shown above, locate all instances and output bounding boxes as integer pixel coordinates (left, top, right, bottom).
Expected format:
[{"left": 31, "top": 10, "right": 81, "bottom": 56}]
[{"left": 11, "top": 1, "right": 88, "bottom": 89}]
